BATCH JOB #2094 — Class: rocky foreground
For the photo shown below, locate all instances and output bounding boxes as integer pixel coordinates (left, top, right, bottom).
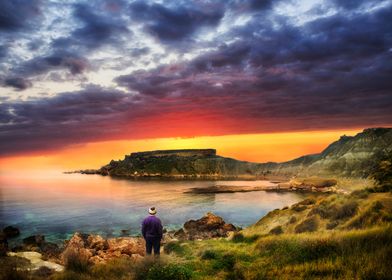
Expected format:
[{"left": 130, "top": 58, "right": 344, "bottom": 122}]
[{"left": 1, "top": 213, "right": 238, "bottom": 274}]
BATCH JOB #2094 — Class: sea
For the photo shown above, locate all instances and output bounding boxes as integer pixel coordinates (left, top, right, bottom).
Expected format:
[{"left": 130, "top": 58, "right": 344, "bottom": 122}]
[{"left": 0, "top": 172, "right": 306, "bottom": 244}]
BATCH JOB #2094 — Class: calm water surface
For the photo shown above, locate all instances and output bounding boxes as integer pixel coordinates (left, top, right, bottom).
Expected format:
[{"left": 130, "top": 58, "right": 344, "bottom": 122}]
[{"left": 0, "top": 172, "right": 305, "bottom": 243}]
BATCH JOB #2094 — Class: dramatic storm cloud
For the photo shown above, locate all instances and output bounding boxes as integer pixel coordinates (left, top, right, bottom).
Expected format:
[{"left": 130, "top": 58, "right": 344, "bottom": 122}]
[{"left": 0, "top": 0, "right": 391, "bottom": 155}]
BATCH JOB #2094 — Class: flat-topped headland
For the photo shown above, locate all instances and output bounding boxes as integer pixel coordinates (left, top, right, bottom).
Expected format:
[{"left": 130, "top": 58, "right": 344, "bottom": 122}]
[
  {"left": 129, "top": 149, "right": 217, "bottom": 158},
  {"left": 72, "top": 128, "right": 392, "bottom": 182}
]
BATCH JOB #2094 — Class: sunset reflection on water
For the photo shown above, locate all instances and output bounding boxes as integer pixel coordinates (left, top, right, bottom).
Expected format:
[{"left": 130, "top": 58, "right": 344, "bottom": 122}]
[{"left": 0, "top": 172, "right": 305, "bottom": 243}]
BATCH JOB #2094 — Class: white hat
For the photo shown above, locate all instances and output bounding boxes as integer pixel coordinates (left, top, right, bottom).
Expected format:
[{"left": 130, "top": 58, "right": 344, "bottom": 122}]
[{"left": 148, "top": 207, "right": 157, "bottom": 215}]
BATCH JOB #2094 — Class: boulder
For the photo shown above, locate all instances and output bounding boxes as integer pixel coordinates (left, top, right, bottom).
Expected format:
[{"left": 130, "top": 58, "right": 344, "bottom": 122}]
[
  {"left": 60, "top": 232, "right": 92, "bottom": 265},
  {"left": 61, "top": 233, "right": 145, "bottom": 265},
  {"left": 107, "top": 237, "right": 145, "bottom": 256},
  {"left": 176, "top": 212, "right": 238, "bottom": 240},
  {"left": 0, "top": 232, "right": 8, "bottom": 256},
  {"left": 3, "top": 226, "right": 20, "bottom": 238},
  {"left": 87, "top": 234, "right": 108, "bottom": 251},
  {"left": 40, "top": 242, "right": 62, "bottom": 260},
  {"left": 7, "top": 251, "right": 64, "bottom": 272},
  {"left": 23, "top": 235, "right": 45, "bottom": 246}
]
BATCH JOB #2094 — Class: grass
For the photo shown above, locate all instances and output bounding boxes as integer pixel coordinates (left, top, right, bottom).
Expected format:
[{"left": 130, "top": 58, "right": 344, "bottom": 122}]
[
  {"left": 62, "top": 248, "right": 90, "bottom": 273},
  {"left": 52, "top": 256, "right": 193, "bottom": 280},
  {"left": 294, "top": 216, "right": 318, "bottom": 233}
]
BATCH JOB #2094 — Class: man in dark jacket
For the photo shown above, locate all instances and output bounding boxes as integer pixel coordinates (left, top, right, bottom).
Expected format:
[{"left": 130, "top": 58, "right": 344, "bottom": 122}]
[{"left": 141, "top": 207, "right": 163, "bottom": 255}]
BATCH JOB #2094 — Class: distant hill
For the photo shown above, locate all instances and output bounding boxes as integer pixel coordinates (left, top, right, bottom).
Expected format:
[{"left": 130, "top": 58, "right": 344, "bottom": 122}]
[
  {"left": 266, "top": 128, "right": 392, "bottom": 178},
  {"left": 90, "top": 128, "right": 391, "bottom": 179}
]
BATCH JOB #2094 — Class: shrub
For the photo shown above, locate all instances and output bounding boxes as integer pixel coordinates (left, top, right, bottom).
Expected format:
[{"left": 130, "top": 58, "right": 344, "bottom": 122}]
[
  {"left": 231, "top": 233, "right": 260, "bottom": 243},
  {"left": 333, "top": 201, "right": 358, "bottom": 220},
  {"left": 350, "top": 189, "right": 369, "bottom": 199},
  {"left": 295, "top": 217, "right": 318, "bottom": 233},
  {"left": 164, "top": 241, "right": 185, "bottom": 255},
  {"left": 0, "top": 256, "right": 30, "bottom": 280},
  {"left": 63, "top": 248, "right": 90, "bottom": 273},
  {"left": 212, "top": 253, "right": 236, "bottom": 271},
  {"left": 269, "top": 226, "right": 283, "bottom": 235},
  {"left": 310, "top": 200, "right": 358, "bottom": 221},
  {"left": 146, "top": 263, "right": 193, "bottom": 280},
  {"left": 300, "top": 198, "right": 316, "bottom": 205},
  {"left": 292, "top": 204, "right": 307, "bottom": 212},
  {"left": 288, "top": 216, "right": 297, "bottom": 224},
  {"left": 308, "top": 201, "right": 335, "bottom": 219},
  {"left": 326, "top": 221, "right": 339, "bottom": 230},
  {"left": 346, "top": 201, "right": 391, "bottom": 229},
  {"left": 231, "top": 233, "right": 245, "bottom": 243},
  {"left": 133, "top": 258, "right": 160, "bottom": 280},
  {"left": 201, "top": 249, "right": 218, "bottom": 260}
]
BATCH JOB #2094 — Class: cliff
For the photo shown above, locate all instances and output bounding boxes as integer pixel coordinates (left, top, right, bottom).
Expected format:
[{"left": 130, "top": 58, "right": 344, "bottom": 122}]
[
  {"left": 98, "top": 149, "right": 264, "bottom": 178},
  {"left": 87, "top": 128, "right": 391, "bottom": 179},
  {"left": 263, "top": 127, "right": 392, "bottom": 177}
]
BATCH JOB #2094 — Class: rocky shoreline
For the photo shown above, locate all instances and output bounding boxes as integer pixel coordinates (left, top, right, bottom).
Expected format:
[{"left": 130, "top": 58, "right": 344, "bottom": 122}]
[
  {"left": 65, "top": 170, "right": 345, "bottom": 194},
  {"left": 185, "top": 177, "right": 346, "bottom": 194},
  {"left": 1, "top": 213, "right": 238, "bottom": 275}
]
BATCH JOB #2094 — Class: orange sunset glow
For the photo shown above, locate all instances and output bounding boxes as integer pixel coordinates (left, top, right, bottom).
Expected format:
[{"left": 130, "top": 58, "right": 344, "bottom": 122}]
[{"left": 0, "top": 128, "right": 362, "bottom": 172}]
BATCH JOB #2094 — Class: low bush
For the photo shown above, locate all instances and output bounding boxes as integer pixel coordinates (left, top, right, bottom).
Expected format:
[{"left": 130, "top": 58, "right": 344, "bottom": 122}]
[
  {"left": 269, "top": 226, "right": 283, "bottom": 235},
  {"left": 350, "top": 189, "right": 369, "bottom": 199},
  {"left": 230, "top": 232, "right": 245, "bottom": 243},
  {"left": 288, "top": 216, "right": 297, "bottom": 224},
  {"left": 326, "top": 221, "right": 339, "bottom": 230},
  {"left": 212, "top": 253, "right": 236, "bottom": 271},
  {"left": 231, "top": 233, "right": 260, "bottom": 243},
  {"left": 0, "top": 256, "right": 30, "bottom": 280},
  {"left": 333, "top": 201, "right": 358, "bottom": 220},
  {"left": 346, "top": 201, "right": 392, "bottom": 229},
  {"left": 63, "top": 248, "right": 90, "bottom": 273},
  {"left": 310, "top": 199, "right": 358, "bottom": 221},
  {"left": 299, "top": 198, "right": 316, "bottom": 205},
  {"left": 146, "top": 263, "right": 193, "bottom": 280},
  {"left": 200, "top": 249, "right": 218, "bottom": 260},
  {"left": 295, "top": 217, "right": 318, "bottom": 233},
  {"left": 164, "top": 241, "right": 186, "bottom": 255},
  {"left": 292, "top": 204, "right": 307, "bottom": 212}
]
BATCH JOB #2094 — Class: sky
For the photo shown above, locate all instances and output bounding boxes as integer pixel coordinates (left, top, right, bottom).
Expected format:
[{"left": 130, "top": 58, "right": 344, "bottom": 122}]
[{"left": 0, "top": 0, "right": 391, "bottom": 170}]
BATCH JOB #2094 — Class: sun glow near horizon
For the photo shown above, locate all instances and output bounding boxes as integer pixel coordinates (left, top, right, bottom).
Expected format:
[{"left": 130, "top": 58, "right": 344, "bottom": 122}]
[{"left": 0, "top": 128, "right": 362, "bottom": 173}]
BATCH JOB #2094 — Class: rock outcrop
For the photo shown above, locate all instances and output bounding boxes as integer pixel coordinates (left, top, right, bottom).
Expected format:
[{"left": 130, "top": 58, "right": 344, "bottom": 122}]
[
  {"left": 61, "top": 233, "right": 145, "bottom": 265},
  {"left": 171, "top": 213, "right": 238, "bottom": 240},
  {"left": 275, "top": 177, "right": 341, "bottom": 193},
  {"left": 7, "top": 251, "right": 64, "bottom": 272},
  {"left": 185, "top": 185, "right": 267, "bottom": 194},
  {"left": 3, "top": 226, "right": 20, "bottom": 238}
]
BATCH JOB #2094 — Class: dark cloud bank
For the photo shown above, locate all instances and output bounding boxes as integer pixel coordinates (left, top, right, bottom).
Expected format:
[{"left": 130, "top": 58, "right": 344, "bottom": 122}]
[{"left": 0, "top": 0, "right": 391, "bottom": 155}]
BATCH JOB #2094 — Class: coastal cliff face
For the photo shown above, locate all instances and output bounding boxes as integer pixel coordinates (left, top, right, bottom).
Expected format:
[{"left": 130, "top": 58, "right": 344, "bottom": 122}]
[
  {"left": 266, "top": 128, "right": 392, "bottom": 177},
  {"left": 91, "top": 128, "right": 391, "bottom": 179},
  {"left": 99, "top": 149, "right": 263, "bottom": 178}
]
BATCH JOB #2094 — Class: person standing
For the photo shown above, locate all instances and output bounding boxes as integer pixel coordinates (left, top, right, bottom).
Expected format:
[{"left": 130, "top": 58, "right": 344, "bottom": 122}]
[{"left": 141, "top": 207, "right": 163, "bottom": 256}]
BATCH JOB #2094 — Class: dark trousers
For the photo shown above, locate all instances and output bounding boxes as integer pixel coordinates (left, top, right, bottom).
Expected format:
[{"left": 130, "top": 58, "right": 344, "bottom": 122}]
[{"left": 145, "top": 237, "right": 161, "bottom": 255}]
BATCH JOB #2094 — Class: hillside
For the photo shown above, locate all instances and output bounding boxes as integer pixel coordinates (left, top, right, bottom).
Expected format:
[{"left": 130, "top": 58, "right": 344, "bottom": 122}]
[
  {"left": 89, "top": 128, "right": 392, "bottom": 179},
  {"left": 265, "top": 127, "right": 392, "bottom": 178}
]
